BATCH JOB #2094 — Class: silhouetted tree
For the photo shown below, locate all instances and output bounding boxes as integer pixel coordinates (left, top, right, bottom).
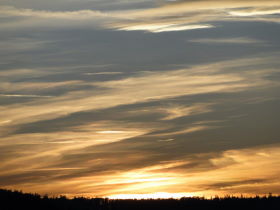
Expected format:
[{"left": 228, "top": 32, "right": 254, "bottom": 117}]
[{"left": 0, "top": 189, "right": 279, "bottom": 210}]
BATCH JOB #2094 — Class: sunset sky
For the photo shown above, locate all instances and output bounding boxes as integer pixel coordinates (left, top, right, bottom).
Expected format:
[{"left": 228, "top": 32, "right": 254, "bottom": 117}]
[{"left": 0, "top": 0, "right": 280, "bottom": 198}]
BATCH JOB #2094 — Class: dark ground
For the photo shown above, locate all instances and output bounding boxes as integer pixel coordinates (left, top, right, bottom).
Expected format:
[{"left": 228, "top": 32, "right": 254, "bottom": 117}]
[{"left": 0, "top": 189, "right": 279, "bottom": 210}]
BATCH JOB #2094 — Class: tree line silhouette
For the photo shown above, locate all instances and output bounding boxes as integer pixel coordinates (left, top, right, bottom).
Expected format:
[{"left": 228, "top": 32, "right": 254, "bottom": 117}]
[{"left": 0, "top": 189, "right": 279, "bottom": 210}]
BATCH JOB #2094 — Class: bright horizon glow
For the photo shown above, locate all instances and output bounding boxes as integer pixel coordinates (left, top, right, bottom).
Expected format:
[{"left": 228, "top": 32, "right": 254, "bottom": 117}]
[{"left": 108, "top": 192, "right": 197, "bottom": 199}]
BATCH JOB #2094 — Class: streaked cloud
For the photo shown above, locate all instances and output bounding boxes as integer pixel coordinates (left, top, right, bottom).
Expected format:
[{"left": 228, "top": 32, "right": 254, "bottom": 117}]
[
  {"left": 106, "top": 144, "right": 280, "bottom": 197},
  {"left": 0, "top": 6, "right": 109, "bottom": 19},
  {"left": 0, "top": 94, "right": 53, "bottom": 98},
  {"left": 3, "top": 144, "right": 277, "bottom": 197},
  {"left": 0, "top": 55, "right": 277, "bottom": 130},
  {"left": 83, "top": 72, "right": 122, "bottom": 76},
  {"left": 160, "top": 103, "right": 213, "bottom": 120},
  {"left": 0, "top": 80, "right": 83, "bottom": 93},
  {"left": 2, "top": 0, "right": 280, "bottom": 31},
  {"left": 0, "top": 38, "right": 53, "bottom": 52},
  {"left": 1, "top": 0, "right": 280, "bottom": 199},
  {"left": 189, "top": 37, "right": 266, "bottom": 45},
  {"left": 229, "top": 8, "right": 280, "bottom": 17},
  {"left": 0, "top": 51, "right": 279, "bottom": 197},
  {"left": 96, "top": 131, "right": 133, "bottom": 134},
  {"left": 109, "top": 0, "right": 280, "bottom": 32},
  {"left": 118, "top": 24, "right": 213, "bottom": 32}
]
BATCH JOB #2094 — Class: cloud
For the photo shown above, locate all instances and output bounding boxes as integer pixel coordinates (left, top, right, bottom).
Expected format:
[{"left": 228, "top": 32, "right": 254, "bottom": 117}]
[
  {"left": 0, "top": 38, "right": 53, "bottom": 52},
  {"left": 106, "top": 0, "right": 280, "bottom": 32},
  {"left": 0, "top": 52, "right": 278, "bottom": 143},
  {"left": 0, "top": 80, "right": 84, "bottom": 93},
  {"left": 0, "top": 94, "right": 53, "bottom": 98},
  {"left": 83, "top": 72, "right": 122, "bottom": 76},
  {"left": 160, "top": 103, "right": 213, "bottom": 120},
  {"left": 67, "top": 144, "right": 280, "bottom": 197},
  {"left": 2, "top": 1, "right": 280, "bottom": 31},
  {"left": 0, "top": 6, "right": 109, "bottom": 19},
  {"left": 1, "top": 94, "right": 280, "bottom": 197},
  {"left": 117, "top": 23, "right": 214, "bottom": 32},
  {"left": 0, "top": 51, "right": 279, "bottom": 196},
  {"left": 0, "top": 6, "right": 117, "bottom": 29},
  {"left": 228, "top": 7, "right": 280, "bottom": 17},
  {"left": 1, "top": 1, "right": 280, "bottom": 197},
  {"left": 0, "top": 55, "right": 276, "bottom": 132},
  {"left": 189, "top": 37, "right": 267, "bottom": 45}
]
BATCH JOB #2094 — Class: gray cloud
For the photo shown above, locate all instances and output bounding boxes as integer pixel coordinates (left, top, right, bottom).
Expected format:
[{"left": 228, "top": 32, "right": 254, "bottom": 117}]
[{"left": 1, "top": 0, "right": 280, "bottom": 198}]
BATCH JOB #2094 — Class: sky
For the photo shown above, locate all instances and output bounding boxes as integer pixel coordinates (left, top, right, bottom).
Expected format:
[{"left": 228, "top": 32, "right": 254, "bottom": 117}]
[{"left": 0, "top": 0, "right": 280, "bottom": 198}]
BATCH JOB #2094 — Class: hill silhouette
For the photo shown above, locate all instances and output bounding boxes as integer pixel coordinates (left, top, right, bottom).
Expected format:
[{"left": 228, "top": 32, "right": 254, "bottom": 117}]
[{"left": 0, "top": 189, "right": 279, "bottom": 210}]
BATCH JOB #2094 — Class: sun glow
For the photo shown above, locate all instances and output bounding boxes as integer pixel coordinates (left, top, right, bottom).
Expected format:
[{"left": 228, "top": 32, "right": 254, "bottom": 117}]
[{"left": 108, "top": 192, "right": 196, "bottom": 200}]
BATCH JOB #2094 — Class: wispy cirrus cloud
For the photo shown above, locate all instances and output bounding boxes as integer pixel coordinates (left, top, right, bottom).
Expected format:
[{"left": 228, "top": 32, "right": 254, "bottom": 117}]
[
  {"left": 117, "top": 23, "right": 213, "bottom": 33},
  {"left": 108, "top": 0, "right": 280, "bottom": 32},
  {"left": 2, "top": 1, "right": 280, "bottom": 32},
  {"left": 0, "top": 55, "right": 277, "bottom": 131},
  {"left": 1, "top": 0, "right": 280, "bottom": 199},
  {"left": 0, "top": 94, "right": 53, "bottom": 98},
  {"left": 3, "top": 143, "right": 278, "bottom": 197},
  {"left": 228, "top": 7, "right": 280, "bottom": 17},
  {"left": 189, "top": 37, "right": 267, "bottom": 45},
  {"left": 0, "top": 52, "right": 279, "bottom": 197},
  {"left": 0, "top": 6, "right": 109, "bottom": 19}
]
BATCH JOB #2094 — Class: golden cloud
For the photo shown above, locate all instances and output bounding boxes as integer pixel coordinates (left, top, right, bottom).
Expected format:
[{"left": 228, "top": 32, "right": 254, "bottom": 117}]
[{"left": 1, "top": 1, "right": 280, "bottom": 31}]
